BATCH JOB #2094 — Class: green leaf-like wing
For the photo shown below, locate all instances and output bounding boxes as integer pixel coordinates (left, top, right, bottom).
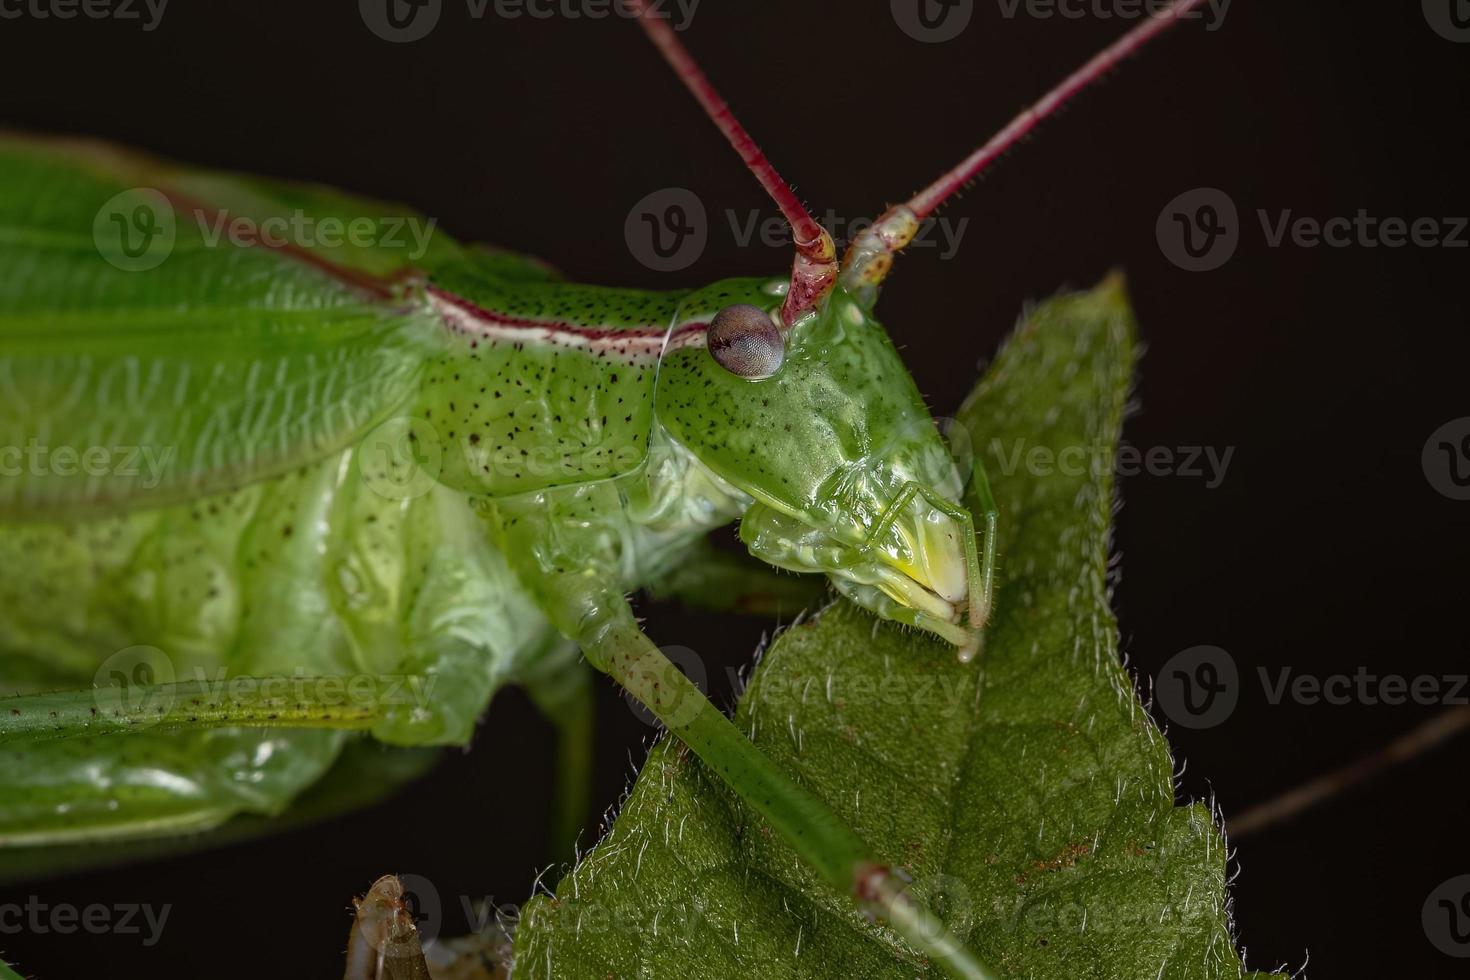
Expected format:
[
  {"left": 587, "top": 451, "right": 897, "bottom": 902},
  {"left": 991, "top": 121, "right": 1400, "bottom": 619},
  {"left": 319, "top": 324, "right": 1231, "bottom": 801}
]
[
  {"left": 0, "top": 136, "right": 451, "bottom": 519},
  {"left": 512, "top": 277, "right": 1278, "bottom": 978}
]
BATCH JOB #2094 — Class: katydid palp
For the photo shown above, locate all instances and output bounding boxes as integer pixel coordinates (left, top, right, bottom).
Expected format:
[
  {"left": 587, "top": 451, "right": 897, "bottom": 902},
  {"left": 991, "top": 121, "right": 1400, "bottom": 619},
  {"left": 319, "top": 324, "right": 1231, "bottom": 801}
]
[{"left": 0, "top": 3, "right": 1209, "bottom": 976}]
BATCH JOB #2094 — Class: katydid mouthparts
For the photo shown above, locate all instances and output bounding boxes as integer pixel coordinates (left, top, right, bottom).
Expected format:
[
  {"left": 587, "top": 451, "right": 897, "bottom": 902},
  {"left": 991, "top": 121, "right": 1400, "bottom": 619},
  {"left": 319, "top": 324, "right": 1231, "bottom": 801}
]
[{"left": 0, "top": 2, "right": 1210, "bottom": 977}]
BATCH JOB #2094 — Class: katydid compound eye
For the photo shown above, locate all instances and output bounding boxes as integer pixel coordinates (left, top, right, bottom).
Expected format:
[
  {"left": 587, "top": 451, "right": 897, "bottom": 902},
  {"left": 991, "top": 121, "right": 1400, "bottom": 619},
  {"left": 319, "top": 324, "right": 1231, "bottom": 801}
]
[{"left": 706, "top": 303, "right": 784, "bottom": 379}]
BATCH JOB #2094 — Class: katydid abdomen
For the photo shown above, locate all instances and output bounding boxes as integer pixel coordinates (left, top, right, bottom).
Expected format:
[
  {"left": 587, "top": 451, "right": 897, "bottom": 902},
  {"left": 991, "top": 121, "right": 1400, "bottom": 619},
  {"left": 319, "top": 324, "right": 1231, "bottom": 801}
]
[
  {"left": 0, "top": 432, "right": 746, "bottom": 845},
  {"left": 0, "top": 444, "right": 556, "bottom": 843}
]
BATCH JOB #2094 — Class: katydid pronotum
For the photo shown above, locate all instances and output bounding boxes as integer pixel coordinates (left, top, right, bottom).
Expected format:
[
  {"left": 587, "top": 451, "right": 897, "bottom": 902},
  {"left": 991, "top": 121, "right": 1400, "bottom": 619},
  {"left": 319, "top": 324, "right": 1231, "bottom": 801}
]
[{"left": 0, "top": 2, "right": 1209, "bottom": 977}]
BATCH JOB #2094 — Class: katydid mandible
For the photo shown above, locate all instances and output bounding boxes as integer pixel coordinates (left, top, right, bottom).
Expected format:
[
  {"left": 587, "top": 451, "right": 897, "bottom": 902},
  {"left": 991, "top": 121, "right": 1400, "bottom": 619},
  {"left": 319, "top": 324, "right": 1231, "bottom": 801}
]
[{"left": 0, "top": 3, "right": 1207, "bottom": 976}]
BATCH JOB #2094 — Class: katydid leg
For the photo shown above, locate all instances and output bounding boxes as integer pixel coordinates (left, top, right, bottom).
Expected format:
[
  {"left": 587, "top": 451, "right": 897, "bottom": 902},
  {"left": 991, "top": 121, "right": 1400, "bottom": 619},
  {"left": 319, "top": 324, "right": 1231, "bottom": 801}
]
[
  {"left": 569, "top": 592, "right": 996, "bottom": 980},
  {"left": 344, "top": 875, "right": 435, "bottom": 980},
  {"left": 0, "top": 682, "right": 381, "bottom": 743}
]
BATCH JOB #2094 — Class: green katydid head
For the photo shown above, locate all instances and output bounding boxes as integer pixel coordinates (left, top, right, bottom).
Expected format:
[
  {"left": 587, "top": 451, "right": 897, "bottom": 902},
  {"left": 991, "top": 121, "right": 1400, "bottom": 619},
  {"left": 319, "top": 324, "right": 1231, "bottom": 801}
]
[
  {"left": 627, "top": 0, "right": 1202, "bottom": 661},
  {"left": 655, "top": 275, "right": 987, "bottom": 659},
  {"left": 628, "top": 0, "right": 1179, "bottom": 658}
]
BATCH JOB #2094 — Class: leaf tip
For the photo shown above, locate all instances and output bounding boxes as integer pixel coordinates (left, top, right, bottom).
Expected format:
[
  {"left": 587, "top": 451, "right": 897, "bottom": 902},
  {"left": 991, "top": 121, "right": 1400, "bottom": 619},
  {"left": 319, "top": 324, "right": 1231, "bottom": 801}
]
[{"left": 1095, "top": 268, "right": 1131, "bottom": 307}]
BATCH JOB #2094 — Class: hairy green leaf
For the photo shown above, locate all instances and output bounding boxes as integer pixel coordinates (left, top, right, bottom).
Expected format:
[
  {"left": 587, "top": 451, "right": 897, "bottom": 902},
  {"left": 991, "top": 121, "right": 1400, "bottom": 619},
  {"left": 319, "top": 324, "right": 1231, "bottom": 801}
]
[{"left": 512, "top": 276, "right": 1274, "bottom": 979}]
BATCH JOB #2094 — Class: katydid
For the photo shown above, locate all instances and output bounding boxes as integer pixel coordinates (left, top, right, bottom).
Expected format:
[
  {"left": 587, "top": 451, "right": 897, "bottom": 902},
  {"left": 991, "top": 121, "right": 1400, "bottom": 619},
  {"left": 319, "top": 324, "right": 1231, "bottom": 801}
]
[{"left": 0, "top": 2, "right": 1208, "bottom": 977}]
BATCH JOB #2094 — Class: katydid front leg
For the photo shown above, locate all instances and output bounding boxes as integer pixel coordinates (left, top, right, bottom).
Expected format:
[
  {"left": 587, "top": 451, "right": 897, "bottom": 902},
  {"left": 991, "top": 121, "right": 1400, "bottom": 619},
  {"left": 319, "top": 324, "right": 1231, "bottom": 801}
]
[
  {"left": 344, "top": 875, "right": 435, "bottom": 980},
  {"left": 482, "top": 490, "right": 996, "bottom": 979},
  {"left": 579, "top": 601, "right": 992, "bottom": 979}
]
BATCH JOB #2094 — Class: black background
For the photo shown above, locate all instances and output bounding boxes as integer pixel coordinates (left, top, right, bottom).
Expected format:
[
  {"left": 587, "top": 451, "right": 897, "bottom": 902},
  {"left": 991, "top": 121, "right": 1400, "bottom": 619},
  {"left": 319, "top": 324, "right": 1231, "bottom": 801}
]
[{"left": 2, "top": 1, "right": 1468, "bottom": 977}]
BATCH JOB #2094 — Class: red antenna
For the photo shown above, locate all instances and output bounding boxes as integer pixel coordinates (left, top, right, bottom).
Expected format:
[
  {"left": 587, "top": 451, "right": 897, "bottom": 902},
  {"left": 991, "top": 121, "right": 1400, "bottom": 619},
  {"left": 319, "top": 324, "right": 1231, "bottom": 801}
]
[
  {"left": 629, "top": 0, "right": 837, "bottom": 325},
  {"left": 843, "top": 0, "right": 1210, "bottom": 289},
  {"left": 632, "top": 0, "right": 1210, "bottom": 308}
]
